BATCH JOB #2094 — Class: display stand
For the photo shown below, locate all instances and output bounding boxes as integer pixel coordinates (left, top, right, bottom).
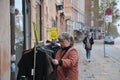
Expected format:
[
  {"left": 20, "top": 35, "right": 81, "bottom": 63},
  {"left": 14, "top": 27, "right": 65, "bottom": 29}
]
[{"left": 33, "top": 45, "right": 37, "bottom": 80}]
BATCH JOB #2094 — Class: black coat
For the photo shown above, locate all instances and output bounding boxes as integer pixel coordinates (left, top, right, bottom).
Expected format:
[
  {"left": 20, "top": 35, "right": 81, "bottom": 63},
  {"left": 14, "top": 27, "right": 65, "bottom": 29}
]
[
  {"left": 83, "top": 37, "right": 94, "bottom": 50},
  {"left": 17, "top": 48, "right": 55, "bottom": 80}
]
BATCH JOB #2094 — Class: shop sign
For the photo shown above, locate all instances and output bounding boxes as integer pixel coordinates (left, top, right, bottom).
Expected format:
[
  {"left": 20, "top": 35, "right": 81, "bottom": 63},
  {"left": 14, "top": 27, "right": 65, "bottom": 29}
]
[{"left": 48, "top": 28, "right": 58, "bottom": 39}]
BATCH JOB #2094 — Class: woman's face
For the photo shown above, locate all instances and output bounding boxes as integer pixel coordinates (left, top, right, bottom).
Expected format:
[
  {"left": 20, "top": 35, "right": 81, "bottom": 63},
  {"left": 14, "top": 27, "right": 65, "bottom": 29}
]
[{"left": 59, "top": 39, "right": 70, "bottom": 48}]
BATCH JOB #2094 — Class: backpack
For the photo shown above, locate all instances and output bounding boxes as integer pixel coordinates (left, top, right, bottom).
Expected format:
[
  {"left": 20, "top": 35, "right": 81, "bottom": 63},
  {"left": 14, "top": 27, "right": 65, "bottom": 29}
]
[{"left": 86, "top": 38, "right": 91, "bottom": 49}]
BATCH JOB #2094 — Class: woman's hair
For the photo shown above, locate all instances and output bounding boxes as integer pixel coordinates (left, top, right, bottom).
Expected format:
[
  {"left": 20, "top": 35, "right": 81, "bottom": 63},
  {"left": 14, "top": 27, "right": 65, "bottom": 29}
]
[{"left": 58, "top": 32, "right": 74, "bottom": 46}]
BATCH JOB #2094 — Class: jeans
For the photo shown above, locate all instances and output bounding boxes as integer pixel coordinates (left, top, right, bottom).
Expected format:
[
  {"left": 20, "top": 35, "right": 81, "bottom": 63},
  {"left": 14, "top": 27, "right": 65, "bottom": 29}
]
[{"left": 86, "top": 50, "right": 91, "bottom": 60}]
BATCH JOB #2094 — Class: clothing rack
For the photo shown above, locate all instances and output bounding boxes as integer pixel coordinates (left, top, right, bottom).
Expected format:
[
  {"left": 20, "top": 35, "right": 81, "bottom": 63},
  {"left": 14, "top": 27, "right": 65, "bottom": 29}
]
[
  {"left": 17, "top": 40, "right": 60, "bottom": 80},
  {"left": 33, "top": 45, "right": 37, "bottom": 80},
  {"left": 32, "top": 41, "right": 55, "bottom": 80},
  {"left": 33, "top": 41, "right": 45, "bottom": 80}
]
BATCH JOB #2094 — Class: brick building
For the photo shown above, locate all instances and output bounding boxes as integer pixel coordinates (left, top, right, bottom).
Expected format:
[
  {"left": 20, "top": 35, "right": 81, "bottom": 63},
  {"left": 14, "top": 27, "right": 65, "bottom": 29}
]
[{"left": 0, "top": 0, "right": 85, "bottom": 79}]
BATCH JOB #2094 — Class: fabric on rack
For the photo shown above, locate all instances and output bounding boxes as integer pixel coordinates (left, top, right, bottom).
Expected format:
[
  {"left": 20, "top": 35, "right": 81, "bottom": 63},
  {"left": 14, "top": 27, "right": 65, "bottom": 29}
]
[
  {"left": 17, "top": 47, "right": 55, "bottom": 80},
  {"left": 46, "top": 43, "right": 60, "bottom": 58},
  {"left": 36, "top": 45, "right": 54, "bottom": 56}
]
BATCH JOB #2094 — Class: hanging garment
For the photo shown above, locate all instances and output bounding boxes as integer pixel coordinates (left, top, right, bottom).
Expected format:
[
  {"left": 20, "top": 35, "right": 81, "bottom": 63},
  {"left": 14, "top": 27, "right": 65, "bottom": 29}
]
[{"left": 17, "top": 46, "right": 55, "bottom": 80}]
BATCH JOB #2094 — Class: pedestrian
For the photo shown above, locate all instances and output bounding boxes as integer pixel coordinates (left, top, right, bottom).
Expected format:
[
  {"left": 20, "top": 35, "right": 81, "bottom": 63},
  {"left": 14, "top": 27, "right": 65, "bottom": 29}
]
[
  {"left": 52, "top": 32, "right": 79, "bottom": 80},
  {"left": 83, "top": 32, "right": 94, "bottom": 62}
]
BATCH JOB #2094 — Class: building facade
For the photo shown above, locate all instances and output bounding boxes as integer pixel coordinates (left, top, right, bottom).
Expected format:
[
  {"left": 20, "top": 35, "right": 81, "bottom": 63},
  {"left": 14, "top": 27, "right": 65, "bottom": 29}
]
[
  {"left": 64, "top": 0, "right": 85, "bottom": 42},
  {"left": 0, "top": 0, "right": 85, "bottom": 79},
  {"left": 0, "top": 0, "right": 65, "bottom": 79},
  {"left": 85, "top": 0, "right": 99, "bottom": 39}
]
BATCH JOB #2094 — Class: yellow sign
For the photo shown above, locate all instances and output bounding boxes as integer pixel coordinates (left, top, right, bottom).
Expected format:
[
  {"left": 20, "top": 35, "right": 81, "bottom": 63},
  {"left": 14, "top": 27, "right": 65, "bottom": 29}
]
[{"left": 49, "top": 28, "right": 58, "bottom": 39}]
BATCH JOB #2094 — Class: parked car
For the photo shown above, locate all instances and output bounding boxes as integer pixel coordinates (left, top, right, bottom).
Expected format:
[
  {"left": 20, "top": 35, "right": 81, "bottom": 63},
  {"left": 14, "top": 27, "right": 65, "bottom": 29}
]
[{"left": 104, "top": 36, "right": 114, "bottom": 44}]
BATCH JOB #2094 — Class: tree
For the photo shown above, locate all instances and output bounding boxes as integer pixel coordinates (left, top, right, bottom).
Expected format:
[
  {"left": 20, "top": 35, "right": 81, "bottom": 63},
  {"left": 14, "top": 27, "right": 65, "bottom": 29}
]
[
  {"left": 99, "top": 0, "right": 120, "bottom": 35},
  {"left": 99, "top": 0, "right": 120, "bottom": 23}
]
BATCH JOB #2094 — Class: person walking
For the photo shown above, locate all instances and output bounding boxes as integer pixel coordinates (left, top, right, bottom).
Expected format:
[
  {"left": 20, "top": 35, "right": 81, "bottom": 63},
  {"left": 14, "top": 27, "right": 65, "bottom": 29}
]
[
  {"left": 83, "top": 32, "right": 94, "bottom": 62},
  {"left": 52, "top": 32, "right": 79, "bottom": 80}
]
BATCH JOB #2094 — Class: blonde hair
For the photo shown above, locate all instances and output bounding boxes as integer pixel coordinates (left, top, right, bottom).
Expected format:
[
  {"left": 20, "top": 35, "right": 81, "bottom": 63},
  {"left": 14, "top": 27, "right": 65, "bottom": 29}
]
[{"left": 58, "top": 32, "right": 74, "bottom": 46}]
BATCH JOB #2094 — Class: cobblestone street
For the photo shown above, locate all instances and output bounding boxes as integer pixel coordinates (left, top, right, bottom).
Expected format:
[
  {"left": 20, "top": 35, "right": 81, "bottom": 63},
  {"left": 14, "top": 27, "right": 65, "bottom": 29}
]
[{"left": 75, "top": 41, "right": 120, "bottom": 80}]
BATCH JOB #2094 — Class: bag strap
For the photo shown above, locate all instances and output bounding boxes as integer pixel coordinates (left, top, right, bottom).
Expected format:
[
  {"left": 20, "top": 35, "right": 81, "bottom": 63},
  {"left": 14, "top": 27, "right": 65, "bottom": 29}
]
[{"left": 60, "top": 46, "right": 71, "bottom": 59}]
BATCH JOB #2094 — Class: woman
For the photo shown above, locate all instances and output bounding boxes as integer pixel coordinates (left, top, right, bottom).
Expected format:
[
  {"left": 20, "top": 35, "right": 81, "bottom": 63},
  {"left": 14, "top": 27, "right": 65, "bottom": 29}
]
[
  {"left": 83, "top": 32, "right": 94, "bottom": 62},
  {"left": 52, "top": 32, "right": 79, "bottom": 80}
]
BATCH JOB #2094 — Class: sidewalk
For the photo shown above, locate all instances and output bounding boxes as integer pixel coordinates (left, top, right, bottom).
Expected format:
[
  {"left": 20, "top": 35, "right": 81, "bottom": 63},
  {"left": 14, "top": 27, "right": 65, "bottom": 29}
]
[
  {"left": 114, "top": 37, "right": 120, "bottom": 49},
  {"left": 75, "top": 42, "right": 120, "bottom": 80}
]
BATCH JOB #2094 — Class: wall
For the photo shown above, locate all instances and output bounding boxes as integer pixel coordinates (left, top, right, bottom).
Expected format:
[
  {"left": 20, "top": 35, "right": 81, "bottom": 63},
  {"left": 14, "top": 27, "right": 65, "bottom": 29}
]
[
  {"left": 31, "top": 0, "right": 36, "bottom": 47},
  {"left": 85, "top": 0, "right": 91, "bottom": 27},
  {"left": 79, "top": 0, "right": 85, "bottom": 23},
  {"left": 0, "top": 0, "right": 11, "bottom": 80}
]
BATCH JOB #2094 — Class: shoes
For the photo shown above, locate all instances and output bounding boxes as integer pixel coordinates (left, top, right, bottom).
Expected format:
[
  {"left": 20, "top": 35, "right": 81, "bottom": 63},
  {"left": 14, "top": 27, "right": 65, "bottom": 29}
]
[
  {"left": 88, "top": 60, "right": 91, "bottom": 63},
  {"left": 87, "top": 59, "right": 91, "bottom": 63}
]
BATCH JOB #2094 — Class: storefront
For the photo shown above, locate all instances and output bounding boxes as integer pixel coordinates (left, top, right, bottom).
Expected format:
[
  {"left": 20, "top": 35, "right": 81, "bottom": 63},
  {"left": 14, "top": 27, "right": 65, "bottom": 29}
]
[
  {"left": 10, "top": 0, "right": 43, "bottom": 79},
  {"left": 10, "top": 0, "right": 32, "bottom": 79}
]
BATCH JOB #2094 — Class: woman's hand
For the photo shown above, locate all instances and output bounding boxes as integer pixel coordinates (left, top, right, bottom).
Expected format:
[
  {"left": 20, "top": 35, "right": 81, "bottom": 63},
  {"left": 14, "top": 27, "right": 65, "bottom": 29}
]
[{"left": 52, "top": 59, "right": 59, "bottom": 65}]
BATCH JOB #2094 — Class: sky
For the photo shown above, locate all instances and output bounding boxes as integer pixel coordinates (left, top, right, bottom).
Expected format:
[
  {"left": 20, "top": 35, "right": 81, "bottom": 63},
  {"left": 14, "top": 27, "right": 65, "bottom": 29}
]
[
  {"left": 15, "top": 0, "right": 22, "bottom": 12},
  {"left": 15, "top": 0, "right": 23, "bottom": 31},
  {"left": 116, "top": 0, "right": 120, "bottom": 34}
]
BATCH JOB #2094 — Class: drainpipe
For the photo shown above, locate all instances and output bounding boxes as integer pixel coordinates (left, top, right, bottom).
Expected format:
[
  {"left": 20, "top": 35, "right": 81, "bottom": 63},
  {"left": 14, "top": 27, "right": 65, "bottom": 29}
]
[
  {"left": 10, "top": 0, "right": 15, "bottom": 55},
  {"left": 22, "top": 0, "right": 26, "bottom": 49},
  {"left": 10, "top": 0, "right": 16, "bottom": 80},
  {"left": 40, "top": 5, "right": 42, "bottom": 40}
]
